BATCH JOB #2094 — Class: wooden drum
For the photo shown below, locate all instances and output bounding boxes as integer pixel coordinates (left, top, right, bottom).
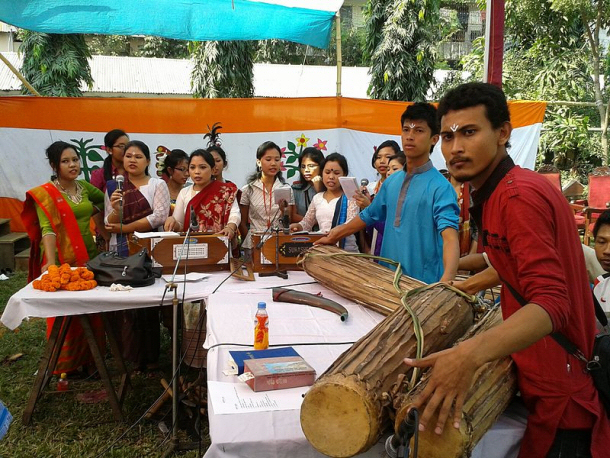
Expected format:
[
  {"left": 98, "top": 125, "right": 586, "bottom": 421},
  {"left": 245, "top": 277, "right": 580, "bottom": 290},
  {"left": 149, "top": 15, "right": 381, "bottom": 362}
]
[
  {"left": 393, "top": 307, "right": 517, "bottom": 458},
  {"left": 300, "top": 245, "right": 425, "bottom": 316},
  {"left": 300, "top": 285, "right": 475, "bottom": 458}
]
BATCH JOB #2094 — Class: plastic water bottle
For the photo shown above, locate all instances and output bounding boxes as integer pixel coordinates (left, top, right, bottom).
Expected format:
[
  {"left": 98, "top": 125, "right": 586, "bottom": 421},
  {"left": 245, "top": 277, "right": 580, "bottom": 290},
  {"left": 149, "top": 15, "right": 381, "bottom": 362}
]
[
  {"left": 57, "top": 373, "right": 69, "bottom": 392},
  {"left": 254, "top": 302, "right": 269, "bottom": 350}
]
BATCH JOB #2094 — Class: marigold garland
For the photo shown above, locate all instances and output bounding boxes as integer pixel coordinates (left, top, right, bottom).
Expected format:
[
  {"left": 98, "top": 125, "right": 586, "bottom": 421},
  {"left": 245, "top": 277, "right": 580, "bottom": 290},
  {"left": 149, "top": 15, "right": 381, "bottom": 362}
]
[{"left": 33, "top": 264, "right": 97, "bottom": 292}]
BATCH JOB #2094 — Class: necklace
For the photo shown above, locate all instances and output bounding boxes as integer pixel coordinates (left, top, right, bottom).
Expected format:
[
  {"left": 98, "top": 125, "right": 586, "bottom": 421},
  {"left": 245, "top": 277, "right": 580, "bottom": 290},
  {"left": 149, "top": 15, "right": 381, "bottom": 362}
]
[{"left": 55, "top": 179, "right": 83, "bottom": 205}]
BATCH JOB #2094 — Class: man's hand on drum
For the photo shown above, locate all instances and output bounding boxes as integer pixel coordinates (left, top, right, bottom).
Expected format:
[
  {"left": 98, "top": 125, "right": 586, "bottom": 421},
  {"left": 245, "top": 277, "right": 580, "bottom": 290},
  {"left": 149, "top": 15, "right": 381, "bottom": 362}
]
[{"left": 403, "top": 339, "right": 480, "bottom": 435}]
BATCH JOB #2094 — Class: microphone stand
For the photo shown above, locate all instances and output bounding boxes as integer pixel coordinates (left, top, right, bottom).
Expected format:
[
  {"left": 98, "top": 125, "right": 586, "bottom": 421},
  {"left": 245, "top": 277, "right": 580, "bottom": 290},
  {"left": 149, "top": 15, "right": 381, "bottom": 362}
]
[
  {"left": 258, "top": 225, "right": 288, "bottom": 279},
  {"left": 162, "top": 223, "right": 200, "bottom": 457},
  {"left": 257, "top": 206, "right": 288, "bottom": 279}
]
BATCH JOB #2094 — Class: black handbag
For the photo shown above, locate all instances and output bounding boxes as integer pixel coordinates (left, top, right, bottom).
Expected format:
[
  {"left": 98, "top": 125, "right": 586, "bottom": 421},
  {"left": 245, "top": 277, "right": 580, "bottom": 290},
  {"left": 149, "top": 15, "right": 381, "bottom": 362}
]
[
  {"left": 87, "top": 249, "right": 161, "bottom": 287},
  {"left": 504, "top": 280, "right": 610, "bottom": 416}
]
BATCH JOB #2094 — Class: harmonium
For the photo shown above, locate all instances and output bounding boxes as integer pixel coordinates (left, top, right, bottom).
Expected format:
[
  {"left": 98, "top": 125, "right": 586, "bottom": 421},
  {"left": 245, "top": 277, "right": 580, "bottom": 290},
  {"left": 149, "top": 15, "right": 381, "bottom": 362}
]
[
  {"left": 251, "top": 232, "right": 324, "bottom": 273},
  {"left": 130, "top": 232, "right": 230, "bottom": 274}
]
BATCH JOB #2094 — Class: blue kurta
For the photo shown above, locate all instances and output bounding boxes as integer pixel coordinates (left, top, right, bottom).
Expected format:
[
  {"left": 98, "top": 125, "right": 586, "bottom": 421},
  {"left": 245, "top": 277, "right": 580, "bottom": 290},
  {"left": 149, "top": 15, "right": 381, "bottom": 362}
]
[{"left": 359, "top": 161, "right": 459, "bottom": 283}]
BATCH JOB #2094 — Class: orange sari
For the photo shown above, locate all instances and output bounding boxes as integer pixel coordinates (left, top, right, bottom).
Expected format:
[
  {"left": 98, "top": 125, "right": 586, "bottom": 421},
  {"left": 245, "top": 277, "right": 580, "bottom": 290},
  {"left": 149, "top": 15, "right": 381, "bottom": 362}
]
[{"left": 22, "top": 183, "right": 105, "bottom": 375}]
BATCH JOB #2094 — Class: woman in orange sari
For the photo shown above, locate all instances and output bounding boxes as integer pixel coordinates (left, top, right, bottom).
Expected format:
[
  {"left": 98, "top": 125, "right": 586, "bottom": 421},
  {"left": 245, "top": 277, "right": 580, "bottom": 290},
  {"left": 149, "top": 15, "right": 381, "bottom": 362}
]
[{"left": 22, "top": 141, "right": 106, "bottom": 376}]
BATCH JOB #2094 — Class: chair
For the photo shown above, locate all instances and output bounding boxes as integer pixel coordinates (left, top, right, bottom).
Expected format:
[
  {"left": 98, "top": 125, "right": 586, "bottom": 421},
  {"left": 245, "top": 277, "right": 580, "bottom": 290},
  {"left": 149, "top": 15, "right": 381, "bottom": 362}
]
[
  {"left": 583, "top": 167, "right": 610, "bottom": 245},
  {"left": 536, "top": 164, "right": 561, "bottom": 191}
]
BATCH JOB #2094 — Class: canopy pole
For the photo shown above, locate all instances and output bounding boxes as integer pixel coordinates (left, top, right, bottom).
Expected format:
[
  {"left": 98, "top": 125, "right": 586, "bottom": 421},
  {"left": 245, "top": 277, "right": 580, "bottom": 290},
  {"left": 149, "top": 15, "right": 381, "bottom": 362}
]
[
  {"left": 482, "top": 0, "right": 504, "bottom": 88},
  {"left": 0, "top": 51, "right": 41, "bottom": 96},
  {"left": 335, "top": 12, "right": 342, "bottom": 97}
]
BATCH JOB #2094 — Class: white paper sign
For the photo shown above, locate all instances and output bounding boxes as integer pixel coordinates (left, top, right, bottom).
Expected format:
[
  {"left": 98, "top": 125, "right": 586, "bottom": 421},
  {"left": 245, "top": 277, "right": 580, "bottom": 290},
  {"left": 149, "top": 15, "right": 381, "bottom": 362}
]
[{"left": 208, "top": 381, "right": 308, "bottom": 415}]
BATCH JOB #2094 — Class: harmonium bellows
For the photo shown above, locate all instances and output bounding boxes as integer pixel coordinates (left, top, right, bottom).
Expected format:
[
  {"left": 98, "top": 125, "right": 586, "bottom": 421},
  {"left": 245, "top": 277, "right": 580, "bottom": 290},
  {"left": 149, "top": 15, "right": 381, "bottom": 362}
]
[
  {"left": 130, "top": 233, "right": 230, "bottom": 273},
  {"left": 251, "top": 232, "right": 324, "bottom": 273}
]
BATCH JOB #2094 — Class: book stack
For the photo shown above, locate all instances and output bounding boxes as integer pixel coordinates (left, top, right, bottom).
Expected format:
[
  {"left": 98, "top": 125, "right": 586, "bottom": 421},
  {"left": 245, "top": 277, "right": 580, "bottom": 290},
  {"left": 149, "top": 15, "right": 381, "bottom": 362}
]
[{"left": 230, "top": 347, "right": 316, "bottom": 392}]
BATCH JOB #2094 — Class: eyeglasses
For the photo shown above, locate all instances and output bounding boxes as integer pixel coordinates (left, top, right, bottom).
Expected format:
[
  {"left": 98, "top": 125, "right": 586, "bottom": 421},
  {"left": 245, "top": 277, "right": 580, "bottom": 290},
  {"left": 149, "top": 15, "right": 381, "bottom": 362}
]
[
  {"left": 300, "top": 164, "right": 319, "bottom": 170},
  {"left": 112, "top": 143, "right": 126, "bottom": 150},
  {"left": 173, "top": 167, "right": 189, "bottom": 174}
]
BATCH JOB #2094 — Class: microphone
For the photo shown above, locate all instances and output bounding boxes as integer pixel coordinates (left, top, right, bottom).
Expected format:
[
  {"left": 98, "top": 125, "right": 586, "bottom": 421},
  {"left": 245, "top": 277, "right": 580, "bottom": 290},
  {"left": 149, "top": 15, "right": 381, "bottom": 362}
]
[
  {"left": 116, "top": 174, "right": 124, "bottom": 202},
  {"left": 282, "top": 200, "right": 290, "bottom": 235},
  {"left": 360, "top": 178, "right": 370, "bottom": 196},
  {"left": 190, "top": 205, "right": 198, "bottom": 231},
  {"left": 384, "top": 408, "right": 418, "bottom": 458}
]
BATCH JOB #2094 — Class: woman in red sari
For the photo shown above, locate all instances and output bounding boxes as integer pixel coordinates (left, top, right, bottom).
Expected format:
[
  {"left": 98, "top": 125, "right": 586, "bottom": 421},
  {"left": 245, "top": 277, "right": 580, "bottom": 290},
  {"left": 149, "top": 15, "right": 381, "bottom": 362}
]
[
  {"left": 164, "top": 149, "right": 238, "bottom": 237},
  {"left": 22, "top": 141, "right": 106, "bottom": 375}
]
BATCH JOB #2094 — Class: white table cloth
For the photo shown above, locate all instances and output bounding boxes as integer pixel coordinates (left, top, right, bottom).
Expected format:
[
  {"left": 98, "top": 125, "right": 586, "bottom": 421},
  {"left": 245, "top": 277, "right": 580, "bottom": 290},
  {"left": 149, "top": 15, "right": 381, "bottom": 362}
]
[
  {"left": 1, "top": 271, "right": 314, "bottom": 330},
  {"left": 203, "top": 284, "right": 388, "bottom": 458}
]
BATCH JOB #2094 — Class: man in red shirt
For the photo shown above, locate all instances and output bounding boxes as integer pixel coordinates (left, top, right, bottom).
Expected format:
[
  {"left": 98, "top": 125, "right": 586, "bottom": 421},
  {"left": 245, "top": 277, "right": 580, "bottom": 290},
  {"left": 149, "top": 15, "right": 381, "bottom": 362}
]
[{"left": 405, "top": 82, "right": 610, "bottom": 457}]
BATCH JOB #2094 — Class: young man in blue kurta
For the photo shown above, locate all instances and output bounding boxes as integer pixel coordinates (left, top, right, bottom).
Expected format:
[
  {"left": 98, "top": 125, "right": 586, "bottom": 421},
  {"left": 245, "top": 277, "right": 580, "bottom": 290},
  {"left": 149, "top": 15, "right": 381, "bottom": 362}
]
[{"left": 317, "top": 103, "right": 460, "bottom": 284}]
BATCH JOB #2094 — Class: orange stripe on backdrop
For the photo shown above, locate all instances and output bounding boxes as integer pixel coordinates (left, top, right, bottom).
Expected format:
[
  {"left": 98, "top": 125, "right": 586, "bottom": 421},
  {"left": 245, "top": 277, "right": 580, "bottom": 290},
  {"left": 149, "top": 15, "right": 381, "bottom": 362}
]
[{"left": 0, "top": 97, "right": 546, "bottom": 134}]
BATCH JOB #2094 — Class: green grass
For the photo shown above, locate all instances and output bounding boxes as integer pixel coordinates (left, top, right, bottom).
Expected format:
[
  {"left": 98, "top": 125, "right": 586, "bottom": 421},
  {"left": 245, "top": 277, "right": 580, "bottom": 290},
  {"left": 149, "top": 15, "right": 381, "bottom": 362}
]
[{"left": 0, "top": 272, "right": 209, "bottom": 457}]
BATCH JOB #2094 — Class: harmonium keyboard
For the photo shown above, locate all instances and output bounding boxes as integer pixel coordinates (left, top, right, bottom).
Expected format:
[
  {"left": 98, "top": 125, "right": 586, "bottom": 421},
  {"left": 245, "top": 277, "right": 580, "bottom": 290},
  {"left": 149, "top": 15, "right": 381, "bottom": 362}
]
[
  {"left": 251, "top": 232, "right": 324, "bottom": 273},
  {"left": 130, "top": 232, "right": 230, "bottom": 274}
]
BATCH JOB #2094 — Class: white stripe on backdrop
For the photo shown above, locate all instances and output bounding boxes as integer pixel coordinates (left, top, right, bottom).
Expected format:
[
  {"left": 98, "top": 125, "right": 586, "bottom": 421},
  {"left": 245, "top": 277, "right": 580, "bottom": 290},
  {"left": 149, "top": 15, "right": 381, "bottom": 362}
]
[{"left": 0, "top": 124, "right": 540, "bottom": 201}]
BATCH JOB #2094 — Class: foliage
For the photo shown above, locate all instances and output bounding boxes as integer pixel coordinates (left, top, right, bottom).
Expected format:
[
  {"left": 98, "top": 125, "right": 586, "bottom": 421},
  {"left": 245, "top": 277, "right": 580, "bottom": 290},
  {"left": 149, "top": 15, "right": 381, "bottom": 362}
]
[
  {"left": 540, "top": 108, "right": 601, "bottom": 171},
  {"left": 366, "top": 0, "right": 441, "bottom": 101},
  {"left": 88, "top": 35, "right": 132, "bottom": 56},
  {"left": 19, "top": 32, "right": 93, "bottom": 97},
  {"left": 255, "top": 24, "right": 369, "bottom": 67},
  {"left": 549, "top": 0, "right": 610, "bottom": 164},
  {"left": 190, "top": 41, "right": 255, "bottom": 98},
  {"left": 139, "top": 36, "right": 189, "bottom": 59}
]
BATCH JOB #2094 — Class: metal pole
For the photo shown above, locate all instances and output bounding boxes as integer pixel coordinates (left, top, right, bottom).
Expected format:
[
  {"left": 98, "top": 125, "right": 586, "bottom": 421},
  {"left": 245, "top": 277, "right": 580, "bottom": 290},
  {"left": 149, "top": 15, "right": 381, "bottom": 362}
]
[
  {"left": 335, "top": 12, "right": 342, "bottom": 97},
  {"left": 0, "top": 51, "right": 41, "bottom": 96}
]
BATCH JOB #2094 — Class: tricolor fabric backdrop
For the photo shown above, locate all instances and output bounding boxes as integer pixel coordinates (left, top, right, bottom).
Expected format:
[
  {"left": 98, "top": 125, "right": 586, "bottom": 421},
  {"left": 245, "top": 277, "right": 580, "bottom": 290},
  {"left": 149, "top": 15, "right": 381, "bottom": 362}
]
[{"left": 0, "top": 96, "right": 546, "bottom": 232}]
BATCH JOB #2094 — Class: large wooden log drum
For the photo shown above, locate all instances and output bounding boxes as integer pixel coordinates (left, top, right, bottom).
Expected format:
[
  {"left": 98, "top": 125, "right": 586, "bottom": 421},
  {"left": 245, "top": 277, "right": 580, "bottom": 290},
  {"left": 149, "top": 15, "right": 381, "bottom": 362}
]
[
  {"left": 299, "top": 245, "right": 425, "bottom": 316},
  {"left": 300, "top": 284, "right": 475, "bottom": 458},
  {"left": 392, "top": 307, "right": 517, "bottom": 458}
]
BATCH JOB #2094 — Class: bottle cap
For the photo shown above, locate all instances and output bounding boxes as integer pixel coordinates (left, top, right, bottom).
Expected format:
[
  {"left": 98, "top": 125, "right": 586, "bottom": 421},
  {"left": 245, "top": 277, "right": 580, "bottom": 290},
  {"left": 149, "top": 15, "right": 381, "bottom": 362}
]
[
  {"left": 257, "top": 302, "right": 266, "bottom": 309},
  {"left": 60, "top": 372, "right": 67, "bottom": 380}
]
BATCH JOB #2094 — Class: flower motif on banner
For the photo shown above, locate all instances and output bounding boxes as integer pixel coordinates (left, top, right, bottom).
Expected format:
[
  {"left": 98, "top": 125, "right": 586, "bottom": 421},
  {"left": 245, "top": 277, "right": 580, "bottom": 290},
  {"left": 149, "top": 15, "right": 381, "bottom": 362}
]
[
  {"left": 296, "top": 134, "right": 309, "bottom": 148},
  {"left": 313, "top": 138, "right": 328, "bottom": 151},
  {"left": 68, "top": 137, "right": 104, "bottom": 183},
  {"left": 281, "top": 134, "right": 328, "bottom": 179},
  {"left": 156, "top": 146, "right": 171, "bottom": 178}
]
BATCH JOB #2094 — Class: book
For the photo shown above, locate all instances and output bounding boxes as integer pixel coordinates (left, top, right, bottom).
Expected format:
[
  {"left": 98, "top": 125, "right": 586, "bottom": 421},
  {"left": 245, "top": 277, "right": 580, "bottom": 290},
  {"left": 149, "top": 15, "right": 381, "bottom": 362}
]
[
  {"left": 242, "top": 356, "right": 316, "bottom": 392},
  {"left": 228, "top": 347, "right": 299, "bottom": 375}
]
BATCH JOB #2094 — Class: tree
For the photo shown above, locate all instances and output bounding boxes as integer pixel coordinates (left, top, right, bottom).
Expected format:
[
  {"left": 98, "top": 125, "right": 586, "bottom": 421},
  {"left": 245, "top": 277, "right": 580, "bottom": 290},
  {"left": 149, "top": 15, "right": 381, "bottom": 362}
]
[
  {"left": 190, "top": 41, "right": 255, "bottom": 98},
  {"left": 550, "top": 0, "right": 610, "bottom": 165},
  {"left": 139, "top": 36, "right": 189, "bottom": 59},
  {"left": 88, "top": 35, "right": 131, "bottom": 56},
  {"left": 19, "top": 32, "right": 93, "bottom": 97},
  {"left": 365, "top": 0, "right": 441, "bottom": 101}
]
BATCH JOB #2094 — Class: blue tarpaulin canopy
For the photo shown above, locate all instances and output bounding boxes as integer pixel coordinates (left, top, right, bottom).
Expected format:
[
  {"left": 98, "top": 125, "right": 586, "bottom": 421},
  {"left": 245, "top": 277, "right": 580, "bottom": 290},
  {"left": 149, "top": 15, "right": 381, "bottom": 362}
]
[{"left": 0, "top": 0, "right": 343, "bottom": 48}]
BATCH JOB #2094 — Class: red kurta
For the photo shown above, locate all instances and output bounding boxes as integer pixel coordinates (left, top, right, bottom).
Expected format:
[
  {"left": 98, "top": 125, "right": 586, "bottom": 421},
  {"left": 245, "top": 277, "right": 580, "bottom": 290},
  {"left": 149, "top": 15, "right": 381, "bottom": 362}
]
[{"left": 471, "top": 156, "right": 610, "bottom": 458}]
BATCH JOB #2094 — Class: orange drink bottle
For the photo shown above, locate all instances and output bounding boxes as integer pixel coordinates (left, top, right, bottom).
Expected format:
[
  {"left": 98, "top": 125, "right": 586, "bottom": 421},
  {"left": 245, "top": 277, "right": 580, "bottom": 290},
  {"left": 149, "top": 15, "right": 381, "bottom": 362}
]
[{"left": 254, "top": 302, "right": 269, "bottom": 350}]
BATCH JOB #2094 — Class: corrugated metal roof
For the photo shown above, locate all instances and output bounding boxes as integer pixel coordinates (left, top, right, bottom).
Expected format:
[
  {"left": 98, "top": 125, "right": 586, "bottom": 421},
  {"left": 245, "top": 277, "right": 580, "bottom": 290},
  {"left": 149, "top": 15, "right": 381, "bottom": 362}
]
[{"left": 0, "top": 52, "right": 371, "bottom": 98}]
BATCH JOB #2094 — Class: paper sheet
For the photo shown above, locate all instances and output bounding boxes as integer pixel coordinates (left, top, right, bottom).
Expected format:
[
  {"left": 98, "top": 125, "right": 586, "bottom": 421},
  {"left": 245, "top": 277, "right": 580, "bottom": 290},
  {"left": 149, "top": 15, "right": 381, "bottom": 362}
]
[
  {"left": 161, "top": 273, "right": 209, "bottom": 283},
  {"left": 133, "top": 231, "right": 180, "bottom": 239},
  {"left": 208, "top": 381, "right": 307, "bottom": 415}
]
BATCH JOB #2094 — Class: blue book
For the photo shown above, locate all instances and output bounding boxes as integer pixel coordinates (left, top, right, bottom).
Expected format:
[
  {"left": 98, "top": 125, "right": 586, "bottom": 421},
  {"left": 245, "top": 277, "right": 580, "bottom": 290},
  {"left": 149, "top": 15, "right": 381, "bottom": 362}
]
[{"left": 229, "top": 347, "right": 299, "bottom": 375}]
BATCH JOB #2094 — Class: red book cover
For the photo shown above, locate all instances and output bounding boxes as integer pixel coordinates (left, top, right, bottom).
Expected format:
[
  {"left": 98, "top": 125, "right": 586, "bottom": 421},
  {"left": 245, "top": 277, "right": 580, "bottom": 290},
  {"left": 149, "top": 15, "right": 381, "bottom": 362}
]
[{"left": 243, "top": 356, "right": 316, "bottom": 392}]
